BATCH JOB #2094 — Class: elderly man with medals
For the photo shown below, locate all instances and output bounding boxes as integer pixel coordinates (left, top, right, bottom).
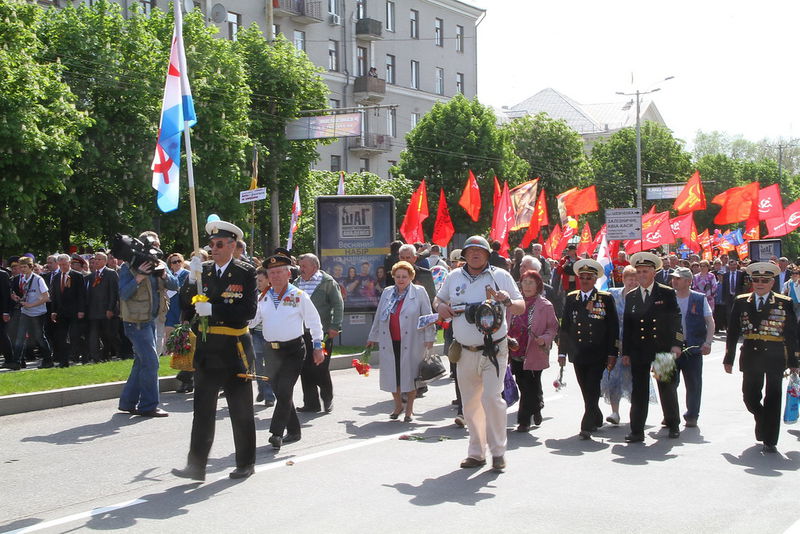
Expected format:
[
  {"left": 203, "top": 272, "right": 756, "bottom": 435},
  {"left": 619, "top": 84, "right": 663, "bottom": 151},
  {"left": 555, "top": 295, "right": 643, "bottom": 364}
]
[
  {"left": 558, "top": 259, "right": 619, "bottom": 439},
  {"left": 725, "top": 262, "right": 800, "bottom": 453},
  {"left": 173, "top": 219, "right": 258, "bottom": 481}
]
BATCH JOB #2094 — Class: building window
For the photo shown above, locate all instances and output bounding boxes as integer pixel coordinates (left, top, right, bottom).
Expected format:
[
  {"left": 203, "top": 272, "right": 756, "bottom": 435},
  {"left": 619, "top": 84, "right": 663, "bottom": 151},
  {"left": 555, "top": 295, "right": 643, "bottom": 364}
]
[
  {"left": 434, "top": 18, "right": 443, "bottom": 46},
  {"left": 272, "top": 23, "right": 280, "bottom": 36},
  {"left": 410, "top": 60, "right": 419, "bottom": 89},
  {"left": 456, "top": 72, "right": 464, "bottom": 94},
  {"left": 411, "top": 112, "right": 420, "bottom": 128},
  {"left": 385, "top": 54, "right": 395, "bottom": 84},
  {"left": 328, "top": 0, "right": 339, "bottom": 15},
  {"left": 359, "top": 158, "right": 370, "bottom": 173},
  {"left": 456, "top": 24, "right": 464, "bottom": 52},
  {"left": 293, "top": 30, "right": 306, "bottom": 52},
  {"left": 328, "top": 40, "right": 339, "bottom": 71},
  {"left": 357, "top": 47, "right": 368, "bottom": 77},
  {"left": 138, "top": 0, "right": 154, "bottom": 15},
  {"left": 435, "top": 67, "right": 444, "bottom": 95},
  {"left": 356, "top": 0, "right": 366, "bottom": 19},
  {"left": 329, "top": 98, "right": 340, "bottom": 109},
  {"left": 227, "top": 11, "right": 241, "bottom": 41},
  {"left": 385, "top": 1, "right": 395, "bottom": 32},
  {"left": 409, "top": 9, "right": 418, "bottom": 39},
  {"left": 387, "top": 108, "right": 397, "bottom": 137},
  {"left": 331, "top": 155, "right": 342, "bottom": 172}
]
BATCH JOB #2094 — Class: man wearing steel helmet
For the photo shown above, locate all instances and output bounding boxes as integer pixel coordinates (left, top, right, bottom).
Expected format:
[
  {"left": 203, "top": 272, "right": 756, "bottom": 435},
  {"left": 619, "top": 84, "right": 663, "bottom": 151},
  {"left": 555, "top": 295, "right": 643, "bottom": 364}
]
[{"left": 436, "top": 236, "right": 524, "bottom": 472}]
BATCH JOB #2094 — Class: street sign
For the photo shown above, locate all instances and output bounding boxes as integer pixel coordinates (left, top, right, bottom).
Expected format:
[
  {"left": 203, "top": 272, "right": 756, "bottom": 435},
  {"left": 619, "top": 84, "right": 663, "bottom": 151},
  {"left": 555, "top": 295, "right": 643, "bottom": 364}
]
[
  {"left": 645, "top": 184, "right": 683, "bottom": 200},
  {"left": 606, "top": 208, "right": 642, "bottom": 240},
  {"left": 239, "top": 187, "right": 267, "bottom": 204}
]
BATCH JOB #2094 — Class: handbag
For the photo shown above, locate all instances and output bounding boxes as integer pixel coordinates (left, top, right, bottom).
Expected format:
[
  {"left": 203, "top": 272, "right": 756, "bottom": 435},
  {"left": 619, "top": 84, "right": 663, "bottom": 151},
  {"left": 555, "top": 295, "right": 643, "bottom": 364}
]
[
  {"left": 447, "top": 340, "right": 462, "bottom": 363},
  {"left": 418, "top": 349, "right": 447, "bottom": 382},
  {"left": 784, "top": 372, "right": 800, "bottom": 424},
  {"left": 169, "top": 329, "right": 196, "bottom": 372},
  {"left": 502, "top": 364, "right": 519, "bottom": 406}
]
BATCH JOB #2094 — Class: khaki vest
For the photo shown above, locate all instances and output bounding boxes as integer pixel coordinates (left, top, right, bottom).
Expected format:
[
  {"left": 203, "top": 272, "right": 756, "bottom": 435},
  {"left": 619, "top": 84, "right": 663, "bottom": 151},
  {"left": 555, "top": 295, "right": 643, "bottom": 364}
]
[{"left": 120, "top": 277, "right": 169, "bottom": 323}]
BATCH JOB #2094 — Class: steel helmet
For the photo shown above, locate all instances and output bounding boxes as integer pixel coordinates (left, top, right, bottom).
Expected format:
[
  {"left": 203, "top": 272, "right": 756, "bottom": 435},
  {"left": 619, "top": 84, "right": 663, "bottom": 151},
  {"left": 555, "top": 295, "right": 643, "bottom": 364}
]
[{"left": 462, "top": 235, "right": 491, "bottom": 254}]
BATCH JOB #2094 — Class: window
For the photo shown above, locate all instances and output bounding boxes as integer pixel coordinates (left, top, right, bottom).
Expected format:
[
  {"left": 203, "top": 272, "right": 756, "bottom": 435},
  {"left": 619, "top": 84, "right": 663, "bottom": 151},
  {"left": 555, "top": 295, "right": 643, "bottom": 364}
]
[
  {"left": 330, "top": 155, "right": 341, "bottom": 172},
  {"left": 385, "top": 54, "right": 395, "bottom": 84},
  {"left": 293, "top": 30, "right": 306, "bottom": 52},
  {"left": 328, "top": 40, "right": 339, "bottom": 71},
  {"left": 272, "top": 23, "right": 280, "bottom": 36},
  {"left": 329, "top": 98, "right": 340, "bottom": 108},
  {"left": 356, "top": 0, "right": 366, "bottom": 19},
  {"left": 227, "top": 11, "right": 241, "bottom": 41},
  {"left": 409, "top": 9, "right": 418, "bottom": 39},
  {"left": 434, "top": 18, "right": 443, "bottom": 46},
  {"left": 139, "top": 0, "right": 154, "bottom": 15},
  {"left": 435, "top": 67, "right": 444, "bottom": 95},
  {"left": 410, "top": 60, "right": 419, "bottom": 89},
  {"left": 357, "top": 47, "right": 368, "bottom": 77},
  {"left": 387, "top": 108, "right": 397, "bottom": 137},
  {"left": 456, "top": 72, "right": 464, "bottom": 94},
  {"left": 385, "top": 1, "right": 395, "bottom": 32},
  {"left": 456, "top": 25, "right": 464, "bottom": 52},
  {"left": 411, "top": 112, "right": 420, "bottom": 128},
  {"left": 328, "top": 0, "right": 339, "bottom": 15},
  {"left": 359, "top": 158, "right": 370, "bottom": 173}
]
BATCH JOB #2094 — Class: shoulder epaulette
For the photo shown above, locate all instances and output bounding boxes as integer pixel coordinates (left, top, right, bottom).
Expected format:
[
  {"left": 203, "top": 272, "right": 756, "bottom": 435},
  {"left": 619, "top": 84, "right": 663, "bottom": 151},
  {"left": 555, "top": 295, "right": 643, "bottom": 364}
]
[
  {"left": 596, "top": 290, "right": 611, "bottom": 296},
  {"left": 736, "top": 293, "right": 751, "bottom": 300},
  {"left": 774, "top": 293, "right": 791, "bottom": 302},
  {"left": 567, "top": 290, "right": 580, "bottom": 297}
]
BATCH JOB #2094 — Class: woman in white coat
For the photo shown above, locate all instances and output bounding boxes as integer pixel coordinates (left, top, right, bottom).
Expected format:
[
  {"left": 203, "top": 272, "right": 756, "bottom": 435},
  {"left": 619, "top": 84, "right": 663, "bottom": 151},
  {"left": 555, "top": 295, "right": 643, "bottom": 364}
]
[{"left": 367, "top": 261, "right": 435, "bottom": 422}]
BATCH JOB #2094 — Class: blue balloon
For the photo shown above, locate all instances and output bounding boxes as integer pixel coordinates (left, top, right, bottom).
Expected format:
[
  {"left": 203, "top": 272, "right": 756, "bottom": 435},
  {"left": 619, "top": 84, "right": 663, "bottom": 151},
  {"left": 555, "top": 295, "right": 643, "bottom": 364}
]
[{"left": 206, "top": 213, "right": 220, "bottom": 223}]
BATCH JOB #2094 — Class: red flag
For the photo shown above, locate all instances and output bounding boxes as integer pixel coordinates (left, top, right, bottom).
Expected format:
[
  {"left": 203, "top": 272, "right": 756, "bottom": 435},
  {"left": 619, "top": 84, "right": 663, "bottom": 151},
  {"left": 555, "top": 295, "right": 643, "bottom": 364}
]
[
  {"left": 744, "top": 219, "right": 761, "bottom": 241},
  {"left": 399, "top": 180, "right": 429, "bottom": 244},
  {"left": 577, "top": 223, "right": 593, "bottom": 256},
  {"left": 641, "top": 211, "right": 674, "bottom": 249},
  {"left": 556, "top": 187, "right": 578, "bottom": 223},
  {"left": 623, "top": 238, "right": 642, "bottom": 254},
  {"left": 669, "top": 213, "right": 694, "bottom": 240},
  {"left": 608, "top": 239, "right": 620, "bottom": 259},
  {"left": 431, "top": 188, "right": 455, "bottom": 247},
  {"left": 562, "top": 186, "right": 599, "bottom": 217},
  {"left": 672, "top": 171, "right": 706, "bottom": 214},
  {"left": 489, "top": 181, "right": 514, "bottom": 256},
  {"left": 493, "top": 176, "right": 501, "bottom": 207},
  {"left": 698, "top": 229, "right": 711, "bottom": 250},
  {"left": 757, "top": 184, "right": 783, "bottom": 220},
  {"left": 590, "top": 224, "right": 607, "bottom": 253},
  {"left": 543, "top": 224, "right": 562, "bottom": 259},
  {"left": 508, "top": 178, "right": 539, "bottom": 230},
  {"left": 736, "top": 242, "right": 750, "bottom": 260},
  {"left": 458, "top": 170, "right": 481, "bottom": 222},
  {"left": 520, "top": 188, "right": 548, "bottom": 248},
  {"left": 647, "top": 204, "right": 657, "bottom": 215},
  {"left": 555, "top": 217, "right": 579, "bottom": 255},
  {"left": 766, "top": 198, "right": 800, "bottom": 237},
  {"left": 711, "top": 182, "right": 759, "bottom": 224}
]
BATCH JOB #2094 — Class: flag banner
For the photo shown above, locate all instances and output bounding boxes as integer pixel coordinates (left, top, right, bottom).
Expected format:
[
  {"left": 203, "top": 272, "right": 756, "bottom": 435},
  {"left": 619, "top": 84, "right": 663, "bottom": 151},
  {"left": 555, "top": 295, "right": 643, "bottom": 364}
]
[
  {"left": 744, "top": 220, "right": 761, "bottom": 241},
  {"left": 337, "top": 171, "right": 345, "bottom": 195},
  {"left": 563, "top": 185, "right": 599, "bottom": 217},
  {"left": 766, "top": 198, "right": 800, "bottom": 237},
  {"left": 431, "top": 188, "right": 455, "bottom": 247},
  {"left": 151, "top": 4, "right": 196, "bottom": 213},
  {"left": 577, "top": 222, "right": 593, "bottom": 256},
  {"left": 554, "top": 217, "right": 579, "bottom": 255},
  {"left": 698, "top": 229, "right": 711, "bottom": 250},
  {"left": 641, "top": 211, "right": 674, "bottom": 249},
  {"left": 509, "top": 178, "right": 539, "bottom": 230},
  {"left": 556, "top": 187, "right": 578, "bottom": 223},
  {"left": 670, "top": 213, "right": 700, "bottom": 253},
  {"left": 590, "top": 224, "right": 607, "bottom": 254},
  {"left": 712, "top": 182, "right": 760, "bottom": 225},
  {"left": 758, "top": 184, "right": 783, "bottom": 220},
  {"left": 400, "top": 180, "right": 429, "bottom": 244},
  {"left": 458, "top": 170, "right": 481, "bottom": 222},
  {"left": 736, "top": 242, "right": 749, "bottom": 260},
  {"left": 493, "top": 176, "right": 502, "bottom": 207},
  {"left": 286, "top": 186, "right": 301, "bottom": 250},
  {"left": 673, "top": 170, "right": 706, "bottom": 214},
  {"left": 520, "top": 188, "right": 548, "bottom": 248},
  {"left": 595, "top": 232, "right": 613, "bottom": 290},
  {"left": 490, "top": 181, "right": 514, "bottom": 256},
  {"left": 543, "top": 224, "right": 562, "bottom": 259}
]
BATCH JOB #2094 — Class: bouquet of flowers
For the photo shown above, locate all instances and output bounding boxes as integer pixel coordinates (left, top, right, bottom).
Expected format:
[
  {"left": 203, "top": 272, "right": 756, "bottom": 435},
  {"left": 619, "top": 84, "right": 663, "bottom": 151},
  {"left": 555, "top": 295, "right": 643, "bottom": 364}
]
[
  {"left": 652, "top": 352, "right": 676, "bottom": 382},
  {"left": 191, "top": 294, "right": 210, "bottom": 341},
  {"left": 553, "top": 366, "right": 567, "bottom": 391},
  {"left": 352, "top": 346, "right": 372, "bottom": 377},
  {"left": 166, "top": 323, "right": 195, "bottom": 371}
]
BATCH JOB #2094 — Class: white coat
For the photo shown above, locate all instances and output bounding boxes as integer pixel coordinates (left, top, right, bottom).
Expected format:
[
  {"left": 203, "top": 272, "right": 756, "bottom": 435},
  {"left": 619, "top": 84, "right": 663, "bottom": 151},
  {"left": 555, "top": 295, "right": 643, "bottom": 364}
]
[{"left": 368, "top": 284, "right": 435, "bottom": 393}]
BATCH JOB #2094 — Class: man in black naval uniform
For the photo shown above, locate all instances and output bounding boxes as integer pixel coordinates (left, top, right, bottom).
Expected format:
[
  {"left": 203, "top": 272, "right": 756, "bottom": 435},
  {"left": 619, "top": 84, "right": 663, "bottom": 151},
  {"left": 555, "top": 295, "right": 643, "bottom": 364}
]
[
  {"left": 173, "top": 219, "right": 257, "bottom": 481},
  {"left": 558, "top": 259, "right": 619, "bottom": 439},
  {"left": 725, "top": 261, "right": 800, "bottom": 453},
  {"left": 622, "top": 252, "right": 684, "bottom": 443}
]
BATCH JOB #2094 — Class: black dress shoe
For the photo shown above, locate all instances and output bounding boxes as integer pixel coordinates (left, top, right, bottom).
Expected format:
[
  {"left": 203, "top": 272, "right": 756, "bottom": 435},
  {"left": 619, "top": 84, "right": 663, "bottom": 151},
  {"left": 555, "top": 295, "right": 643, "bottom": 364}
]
[
  {"left": 533, "top": 413, "right": 543, "bottom": 426},
  {"left": 229, "top": 464, "right": 255, "bottom": 479},
  {"left": 460, "top": 457, "right": 486, "bottom": 468},
  {"left": 118, "top": 407, "right": 139, "bottom": 415},
  {"left": 579, "top": 430, "right": 592, "bottom": 440},
  {"left": 138, "top": 408, "right": 169, "bottom": 418},
  {"left": 172, "top": 464, "right": 206, "bottom": 481},
  {"left": 296, "top": 406, "right": 319, "bottom": 413},
  {"left": 762, "top": 444, "right": 778, "bottom": 454},
  {"left": 269, "top": 435, "right": 282, "bottom": 450},
  {"left": 491, "top": 456, "right": 506, "bottom": 471},
  {"left": 324, "top": 401, "right": 333, "bottom": 413},
  {"left": 668, "top": 428, "right": 680, "bottom": 439},
  {"left": 625, "top": 433, "right": 645, "bottom": 443},
  {"left": 283, "top": 433, "right": 301, "bottom": 444},
  {"left": 255, "top": 392, "right": 264, "bottom": 402}
]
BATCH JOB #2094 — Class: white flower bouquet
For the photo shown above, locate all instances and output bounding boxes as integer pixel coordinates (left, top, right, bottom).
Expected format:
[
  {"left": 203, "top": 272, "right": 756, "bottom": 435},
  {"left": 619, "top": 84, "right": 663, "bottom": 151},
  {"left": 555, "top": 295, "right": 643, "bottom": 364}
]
[{"left": 651, "top": 352, "right": 676, "bottom": 382}]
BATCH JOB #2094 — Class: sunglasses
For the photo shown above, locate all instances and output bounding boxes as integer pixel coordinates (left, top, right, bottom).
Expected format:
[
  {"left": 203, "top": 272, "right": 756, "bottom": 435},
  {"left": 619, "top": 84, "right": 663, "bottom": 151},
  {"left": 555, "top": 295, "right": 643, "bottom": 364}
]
[
  {"left": 751, "top": 277, "right": 773, "bottom": 284},
  {"left": 170, "top": 259, "right": 182, "bottom": 265},
  {"left": 208, "top": 240, "right": 231, "bottom": 249}
]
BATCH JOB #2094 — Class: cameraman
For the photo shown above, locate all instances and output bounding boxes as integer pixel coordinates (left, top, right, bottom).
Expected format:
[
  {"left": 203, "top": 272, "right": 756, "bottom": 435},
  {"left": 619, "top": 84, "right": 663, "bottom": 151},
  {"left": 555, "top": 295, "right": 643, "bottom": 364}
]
[
  {"left": 117, "top": 231, "right": 178, "bottom": 417},
  {"left": 436, "top": 236, "right": 523, "bottom": 472}
]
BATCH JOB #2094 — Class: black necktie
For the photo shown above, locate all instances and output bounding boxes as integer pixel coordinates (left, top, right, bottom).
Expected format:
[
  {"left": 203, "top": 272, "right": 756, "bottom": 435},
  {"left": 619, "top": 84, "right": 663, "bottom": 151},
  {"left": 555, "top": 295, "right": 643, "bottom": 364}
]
[
  {"left": 644, "top": 288, "right": 650, "bottom": 300},
  {"left": 217, "top": 268, "right": 222, "bottom": 278},
  {"left": 757, "top": 296, "right": 764, "bottom": 311}
]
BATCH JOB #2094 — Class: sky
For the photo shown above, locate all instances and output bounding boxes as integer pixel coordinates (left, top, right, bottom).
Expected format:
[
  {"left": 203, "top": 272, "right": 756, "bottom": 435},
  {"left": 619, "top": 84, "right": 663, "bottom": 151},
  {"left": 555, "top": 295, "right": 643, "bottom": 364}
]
[{"left": 469, "top": 0, "right": 800, "bottom": 148}]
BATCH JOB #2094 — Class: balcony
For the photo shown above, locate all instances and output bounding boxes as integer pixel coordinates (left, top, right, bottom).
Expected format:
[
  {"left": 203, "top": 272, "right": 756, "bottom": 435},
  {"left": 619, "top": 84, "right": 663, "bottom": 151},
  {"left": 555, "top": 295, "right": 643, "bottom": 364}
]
[
  {"left": 272, "top": 0, "right": 323, "bottom": 24},
  {"left": 352, "top": 76, "right": 385, "bottom": 104},
  {"left": 349, "top": 133, "right": 392, "bottom": 155},
  {"left": 355, "top": 18, "right": 383, "bottom": 40}
]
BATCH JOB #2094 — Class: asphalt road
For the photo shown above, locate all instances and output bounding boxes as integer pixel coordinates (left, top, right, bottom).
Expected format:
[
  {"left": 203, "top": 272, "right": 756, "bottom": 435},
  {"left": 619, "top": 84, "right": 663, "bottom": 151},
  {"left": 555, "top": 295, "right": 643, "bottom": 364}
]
[{"left": 3, "top": 336, "right": 800, "bottom": 534}]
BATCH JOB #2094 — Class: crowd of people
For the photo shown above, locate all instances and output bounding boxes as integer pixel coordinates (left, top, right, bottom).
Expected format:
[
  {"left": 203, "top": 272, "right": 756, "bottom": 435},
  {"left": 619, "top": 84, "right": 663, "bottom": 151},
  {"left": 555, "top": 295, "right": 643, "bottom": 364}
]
[{"left": 2, "top": 229, "right": 800, "bottom": 476}]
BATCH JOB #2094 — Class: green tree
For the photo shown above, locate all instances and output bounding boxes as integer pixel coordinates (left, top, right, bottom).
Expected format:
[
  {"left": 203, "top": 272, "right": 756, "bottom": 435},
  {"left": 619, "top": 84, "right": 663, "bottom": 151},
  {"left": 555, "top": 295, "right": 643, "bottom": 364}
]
[
  {"left": 395, "top": 94, "right": 529, "bottom": 237},
  {"left": 0, "top": 0, "right": 90, "bottom": 255}
]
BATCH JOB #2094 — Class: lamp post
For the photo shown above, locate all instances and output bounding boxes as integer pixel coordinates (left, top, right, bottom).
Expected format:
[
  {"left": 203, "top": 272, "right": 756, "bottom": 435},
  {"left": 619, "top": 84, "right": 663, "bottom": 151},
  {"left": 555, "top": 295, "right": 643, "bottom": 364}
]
[{"left": 616, "top": 76, "right": 674, "bottom": 210}]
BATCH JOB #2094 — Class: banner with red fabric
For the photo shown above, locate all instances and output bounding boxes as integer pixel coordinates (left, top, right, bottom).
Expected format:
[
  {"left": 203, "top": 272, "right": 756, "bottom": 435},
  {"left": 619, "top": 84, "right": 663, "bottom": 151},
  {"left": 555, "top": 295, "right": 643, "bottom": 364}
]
[
  {"left": 458, "top": 170, "right": 481, "bottom": 222},
  {"left": 672, "top": 170, "right": 706, "bottom": 214},
  {"left": 577, "top": 222, "right": 593, "bottom": 256},
  {"left": 543, "top": 224, "right": 562, "bottom": 259},
  {"left": 711, "top": 182, "right": 759, "bottom": 224},
  {"left": 399, "top": 180, "right": 428, "bottom": 244},
  {"left": 431, "top": 187, "right": 455, "bottom": 247},
  {"left": 508, "top": 178, "right": 539, "bottom": 231},
  {"left": 489, "top": 181, "right": 514, "bottom": 256},
  {"left": 520, "top": 188, "right": 548, "bottom": 248}
]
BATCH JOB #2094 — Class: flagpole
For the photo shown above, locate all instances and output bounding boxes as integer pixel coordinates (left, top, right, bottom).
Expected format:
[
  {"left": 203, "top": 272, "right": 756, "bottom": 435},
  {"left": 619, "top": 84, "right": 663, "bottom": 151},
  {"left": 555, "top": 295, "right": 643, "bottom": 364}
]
[{"left": 184, "top": 126, "right": 202, "bottom": 293}]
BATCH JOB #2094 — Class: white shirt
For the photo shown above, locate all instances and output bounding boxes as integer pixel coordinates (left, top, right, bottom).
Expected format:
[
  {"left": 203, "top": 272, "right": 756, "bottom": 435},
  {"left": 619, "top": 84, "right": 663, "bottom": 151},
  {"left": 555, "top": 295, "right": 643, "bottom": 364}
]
[
  {"left": 19, "top": 273, "right": 49, "bottom": 317},
  {"left": 250, "top": 283, "right": 323, "bottom": 344},
  {"left": 640, "top": 282, "right": 655, "bottom": 301},
  {"left": 580, "top": 290, "right": 593, "bottom": 301},
  {"left": 214, "top": 259, "right": 232, "bottom": 278}
]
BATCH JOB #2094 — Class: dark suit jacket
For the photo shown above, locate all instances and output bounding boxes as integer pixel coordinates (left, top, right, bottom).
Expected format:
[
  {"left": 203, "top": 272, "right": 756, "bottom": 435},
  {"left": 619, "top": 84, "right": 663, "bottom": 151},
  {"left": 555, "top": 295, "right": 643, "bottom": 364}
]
[
  {"left": 558, "top": 288, "right": 619, "bottom": 364},
  {"left": 721, "top": 269, "right": 746, "bottom": 306},
  {"left": 412, "top": 265, "right": 436, "bottom": 304},
  {"left": 50, "top": 270, "right": 87, "bottom": 319},
  {"left": 655, "top": 268, "right": 673, "bottom": 286},
  {"left": 0, "top": 269, "right": 10, "bottom": 315},
  {"left": 623, "top": 282, "right": 683, "bottom": 364},
  {"left": 86, "top": 267, "right": 120, "bottom": 320},
  {"left": 774, "top": 270, "right": 790, "bottom": 293}
]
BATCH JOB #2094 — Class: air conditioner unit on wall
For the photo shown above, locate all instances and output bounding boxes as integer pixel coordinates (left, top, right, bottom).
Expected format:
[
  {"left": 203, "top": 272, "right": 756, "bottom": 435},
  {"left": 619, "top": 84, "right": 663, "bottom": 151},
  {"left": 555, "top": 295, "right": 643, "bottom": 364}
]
[{"left": 328, "top": 13, "right": 341, "bottom": 25}]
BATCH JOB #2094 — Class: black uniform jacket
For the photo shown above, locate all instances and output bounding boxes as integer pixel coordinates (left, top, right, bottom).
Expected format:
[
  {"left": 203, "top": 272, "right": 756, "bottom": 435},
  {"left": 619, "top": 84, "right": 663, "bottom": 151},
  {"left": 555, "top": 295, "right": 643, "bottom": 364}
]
[
  {"left": 622, "top": 282, "right": 683, "bottom": 364},
  {"left": 558, "top": 288, "right": 619, "bottom": 364}
]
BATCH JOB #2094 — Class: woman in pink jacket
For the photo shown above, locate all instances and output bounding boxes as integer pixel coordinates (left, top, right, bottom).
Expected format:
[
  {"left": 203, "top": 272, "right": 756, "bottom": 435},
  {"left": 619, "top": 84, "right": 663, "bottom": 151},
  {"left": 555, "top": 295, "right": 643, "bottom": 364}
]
[{"left": 508, "top": 270, "right": 560, "bottom": 432}]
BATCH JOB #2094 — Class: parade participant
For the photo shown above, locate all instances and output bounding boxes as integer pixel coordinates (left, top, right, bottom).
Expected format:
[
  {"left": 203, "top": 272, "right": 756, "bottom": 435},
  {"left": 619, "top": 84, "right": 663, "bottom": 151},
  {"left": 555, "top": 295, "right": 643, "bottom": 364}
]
[
  {"left": 445, "top": 248, "right": 465, "bottom": 427},
  {"left": 556, "top": 244, "right": 579, "bottom": 292},
  {"left": 251, "top": 251, "right": 324, "bottom": 451},
  {"left": 724, "top": 262, "right": 799, "bottom": 453},
  {"left": 436, "top": 235, "right": 524, "bottom": 471},
  {"left": 509, "top": 270, "right": 558, "bottom": 431},
  {"left": 558, "top": 259, "right": 619, "bottom": 439},
  {"left": 249, "top": 267, "right": 276, "bottom": 406},
  {"left": 173, "top": 220, "right": 256, "bottom": 480},
  {"left": 50, "top": 254, "right": 87, "bottom": 367},
  {"left": 692, "top": 259, "right": 717, "bottom": 313},
  {"left": 7, "top": 257, "right": 51, "bottom": 370},
  {"left": 398, "top": 244, "right": 436, "bottom": 304},
  {"left": 296, "top": 253, "right": 344, "bottom": 414},
  {"left": 604, "top": 265, "right": 638, "bottom": 424},
  {"left": 367, "top": 261, "right": 435, "bottom": 422},
  {"left": 622, "top": 252, "right": 683, "bottom": 443},
  {"left": 0, "top": 266, "right": 12, "bottom": 366},
  {"left": 86, "top": 252, "right": 120, "bottom": 363},
  {"left": 530, "top": 243, "right": 550, "bottom": 278}
]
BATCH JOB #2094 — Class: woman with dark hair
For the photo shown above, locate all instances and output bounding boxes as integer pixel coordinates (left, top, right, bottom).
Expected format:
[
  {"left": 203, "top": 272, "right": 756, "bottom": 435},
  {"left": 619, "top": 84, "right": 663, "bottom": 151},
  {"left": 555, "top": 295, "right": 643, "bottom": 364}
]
[
  {"left": 508, "top": 270, "right": 559, "bottom": 431},
  {"left": 375, "top": 265, "right": 387, "bottom": 294}
]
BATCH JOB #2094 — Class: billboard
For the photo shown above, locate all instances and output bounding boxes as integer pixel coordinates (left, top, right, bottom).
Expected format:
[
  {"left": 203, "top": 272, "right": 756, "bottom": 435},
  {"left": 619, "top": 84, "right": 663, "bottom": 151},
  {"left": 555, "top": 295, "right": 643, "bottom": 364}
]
[
  {"left": 315, "top": 195, "right": 395, "bottom": 312},
  {"left": 748, "top": 239, "right": 782, "bottom": 263},
  {"left": 285, "top": 113, "right": 362, "bottom": 140}
]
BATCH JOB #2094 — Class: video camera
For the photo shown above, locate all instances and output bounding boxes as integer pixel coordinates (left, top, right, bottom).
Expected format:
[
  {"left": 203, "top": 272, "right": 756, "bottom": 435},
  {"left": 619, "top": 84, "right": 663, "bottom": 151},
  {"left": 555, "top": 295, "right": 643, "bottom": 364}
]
[
  {"left": 111, "top": 233, "right": 165, "bottom": 277},
  {"left": 452, "top": 300, "right": 504, "bottom": 336}
]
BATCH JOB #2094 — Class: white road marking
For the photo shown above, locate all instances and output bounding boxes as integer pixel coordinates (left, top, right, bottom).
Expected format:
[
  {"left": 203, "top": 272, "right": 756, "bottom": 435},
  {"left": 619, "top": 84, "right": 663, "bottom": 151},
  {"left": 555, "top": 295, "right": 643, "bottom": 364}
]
[{"left": 6, "top": 499, "right": 146, "bottom": 534}]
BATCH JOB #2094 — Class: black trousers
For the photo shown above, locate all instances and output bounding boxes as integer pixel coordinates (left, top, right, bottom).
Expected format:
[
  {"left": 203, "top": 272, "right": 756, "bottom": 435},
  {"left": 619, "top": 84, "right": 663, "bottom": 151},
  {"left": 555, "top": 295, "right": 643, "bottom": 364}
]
[
  {"left": 713, "top": 302, "right": 728, "bottom": 332},
  {"left": 0, "top": 319, "right": 13, "bottom": 363},
  {"left": 88, "top": 318, "right": 120, "bottom": 362},
  {"left": 574, "top": 361, "right": 606, "bottom": 431},
  {"left": 267, "top": 339, "right": 305, "bottom": 437},
  {"left": 52, "top": 316, "right": 80, "bottom": 367},
  {"left": 510, "top": 358, "right": 543, "bottom": 426},
  {"left": 300, "top": 330, "right": 332, "bottom": 410},
  {"left": 630, "top": 361, "right": 680, "bottom": 435},
  {"left": 742, "top": 369, "right": 784, "bottom": 447},
  {"left": 188, "top": 367, "right": 255, "bottom": 469}
]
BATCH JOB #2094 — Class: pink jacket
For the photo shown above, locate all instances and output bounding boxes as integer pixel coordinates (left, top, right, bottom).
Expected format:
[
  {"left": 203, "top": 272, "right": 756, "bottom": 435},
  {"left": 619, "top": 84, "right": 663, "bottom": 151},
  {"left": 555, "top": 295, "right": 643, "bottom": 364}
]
[{"left": 522, "top": 295, "right": 559, "bottom": 371}]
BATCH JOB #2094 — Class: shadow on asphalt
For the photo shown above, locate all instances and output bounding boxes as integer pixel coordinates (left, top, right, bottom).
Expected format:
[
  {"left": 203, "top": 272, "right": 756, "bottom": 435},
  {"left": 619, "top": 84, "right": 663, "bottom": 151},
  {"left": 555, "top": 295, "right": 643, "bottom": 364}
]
[
  {"left": 721, "top": 445, "right": 800, "bottom": 476},
  {"left": 384, "top": 468, "right": 500, "bottom": 506},
  {"left": 608, "top": 432, "right": 681, "bottom": 464},
  {"left": 21, "top": 414, "right": 148, "bottom": 445},
  {"left": 544, "top": 436, "right": 610, "bottom": 455}
]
